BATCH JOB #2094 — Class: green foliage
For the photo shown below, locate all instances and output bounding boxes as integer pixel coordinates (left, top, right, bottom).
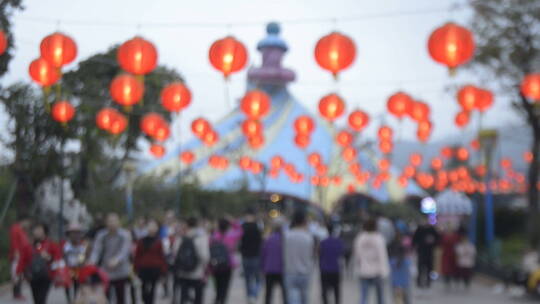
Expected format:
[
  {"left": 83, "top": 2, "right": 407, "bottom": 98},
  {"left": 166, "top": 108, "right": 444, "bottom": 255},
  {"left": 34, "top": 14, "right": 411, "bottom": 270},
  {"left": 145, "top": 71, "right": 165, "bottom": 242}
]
[{"left": 0, "top": 0, "right": 24, "bottom": 78}]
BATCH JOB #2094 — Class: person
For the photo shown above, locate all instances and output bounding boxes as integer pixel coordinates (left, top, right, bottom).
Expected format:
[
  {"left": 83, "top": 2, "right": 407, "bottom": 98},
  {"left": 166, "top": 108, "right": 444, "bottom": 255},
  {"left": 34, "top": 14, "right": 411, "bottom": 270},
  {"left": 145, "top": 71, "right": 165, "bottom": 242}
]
[
  {"left": 134, "top": 219, "right": 168, "bottom": 304},
  {"left": 389, "top": 234, "right": 411, "bottom": 304},
  {"left": 172, "top": 217, "right": 209, "bottom": 304},
  {"left": 440, "top": 226, "right": 461, "bottom": 289},
  {"left": 88, "top": 213, "right": 132, "bottom": 304},
  {"left": 353, "top": 218, "right": 389, "bottom": 304},
  {"left": 63, "top": 223, "right": 89, "bottom": 303},
  {"left": 455, "top": 234, "right": 476, "bottom": 289},
  {"left": 261, "top": 218, "right": 287, "bottom": 304},
  {"left": 132, "top": 216, "right": 148, "bottom": 241},
  {"left": 412, "top": 218, "right": 440, "bottom": 288},
  {"left": 240, "top": 209, "right": 263, "bottom": 304},
  {"left": 319, "top": 223, "right": 344, "bottom": 304},
  {"left": 9, "top": 213, "right": 31, "bottom": 301},
  {"left": 284, "top": 210, "right": 315, "bottom": 304},
  {"left": 74, "top": 265, "right": 109, "bottom": 304},
  {"left": 17, "top": 223, "right": 62, "bottom": 304},
  {"left": 211, "top": 217, "right": 242, "bottom": 304}
]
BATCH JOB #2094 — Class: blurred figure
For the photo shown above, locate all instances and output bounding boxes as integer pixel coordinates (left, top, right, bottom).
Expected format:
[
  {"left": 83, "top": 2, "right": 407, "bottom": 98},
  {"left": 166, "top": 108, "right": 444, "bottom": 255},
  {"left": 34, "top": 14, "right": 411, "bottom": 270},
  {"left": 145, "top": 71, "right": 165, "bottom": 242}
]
[
  {"left": 455, "top": 233, "right": 476, "bottom": 289},
  {"left": 412, "top": 218, "right": 439, "bottom": 289},
  {"left": 9, "top": 213, "right": 31, "bottom": 301},
  {"left": 261, "top": 218, "right": 287, "bottom": 304},
  {"left": 377, "top": 215, "right": 396, "bottom": 246},
  {"left": 172, "top": 217, "right": 209, "bottom": 304},
  {"left": 74, "top": 266, "right": 108, "bottom": 304},
  {"left": 240, "top": 209, "right": 263, "bottom": 304},
  {"left": 440, "top": 226, "right": 460, "bottom": 289},
  {"left": 389, "top": 233, "right": 411, "bottom": 304},
  {"left": 284, "top": 210, "right": 315, "bottom": 304},
  {"left": 134, "top": 219, "right": 167, "bottom": 304},
  {"left": 319, "top": 223, "right": 344, "bottom": 304},
  {"left": 63, "top": 223, "right": 89, "bottom": 303},
  {"left": 17, "top": 223, "right": 62, "bottom": 304},
  {"left": 88, "top": 213, "right": 132, "bottom": 304},
  {"left": 132, "top": 216, "right": 148, "bottom": 241},
  {"left": 353, "top": 218, "right": 389, "bottom": 304}
]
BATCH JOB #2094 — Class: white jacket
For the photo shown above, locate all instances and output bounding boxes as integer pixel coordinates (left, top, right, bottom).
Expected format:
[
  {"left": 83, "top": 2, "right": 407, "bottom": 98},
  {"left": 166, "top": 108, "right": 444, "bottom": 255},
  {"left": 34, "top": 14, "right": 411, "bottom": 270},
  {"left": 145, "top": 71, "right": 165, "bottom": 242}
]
[
  {"left": 352, "top": 232, "right": 390, "bottom": 278},
  {"left": 172, "top": 229, "right": 210, "bottom": 280}
]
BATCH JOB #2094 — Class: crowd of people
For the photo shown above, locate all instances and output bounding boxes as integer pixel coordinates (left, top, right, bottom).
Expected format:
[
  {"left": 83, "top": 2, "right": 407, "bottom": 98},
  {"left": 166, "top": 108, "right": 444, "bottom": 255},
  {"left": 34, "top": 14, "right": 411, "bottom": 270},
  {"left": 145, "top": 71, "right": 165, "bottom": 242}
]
[{"left": 8, "top": 209, "right": 477, "bottom": 304}]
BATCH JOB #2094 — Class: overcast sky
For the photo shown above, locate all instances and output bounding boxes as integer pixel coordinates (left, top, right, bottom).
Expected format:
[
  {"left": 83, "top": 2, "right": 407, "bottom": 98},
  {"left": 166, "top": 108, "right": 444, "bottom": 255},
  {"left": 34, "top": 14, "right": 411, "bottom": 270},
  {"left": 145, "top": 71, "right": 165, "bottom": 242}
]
[{"left": 1, "top": 0, "right": 525, "bottom": 149}]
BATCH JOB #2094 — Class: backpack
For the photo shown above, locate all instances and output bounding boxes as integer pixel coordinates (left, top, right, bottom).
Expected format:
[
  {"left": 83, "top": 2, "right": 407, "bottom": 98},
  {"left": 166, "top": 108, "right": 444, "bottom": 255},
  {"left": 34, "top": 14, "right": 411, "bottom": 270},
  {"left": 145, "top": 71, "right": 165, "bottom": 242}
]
[
  {"left": 210, "top": 240, "right": 231, "bottom": 272},
  {"left": 174, "top": 237, "right": 200, "bottom": 273},
  {"left": 27, "top": 251, "right": 50, "bottom": 281}
]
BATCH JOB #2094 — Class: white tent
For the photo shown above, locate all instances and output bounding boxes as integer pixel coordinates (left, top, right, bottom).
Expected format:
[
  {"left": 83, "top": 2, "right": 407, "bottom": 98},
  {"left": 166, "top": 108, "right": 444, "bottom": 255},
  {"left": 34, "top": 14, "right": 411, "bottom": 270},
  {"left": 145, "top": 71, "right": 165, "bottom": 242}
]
[{"left": 434, "top": 190, "right": 473, "bottom": 215}]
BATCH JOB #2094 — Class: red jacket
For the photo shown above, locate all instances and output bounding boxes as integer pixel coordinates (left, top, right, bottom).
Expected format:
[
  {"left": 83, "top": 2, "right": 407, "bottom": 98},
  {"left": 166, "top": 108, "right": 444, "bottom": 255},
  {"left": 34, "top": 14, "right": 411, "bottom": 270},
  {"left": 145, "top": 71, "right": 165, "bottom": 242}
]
[
  {"left": 17, "top": 239, "right": 62, "bottom": 276},
  {"left": 9, "top": 223, "right": 30, "bottom": 261},
  {"left": 133, "top": 237, "right": 167, "bottom": 274}
]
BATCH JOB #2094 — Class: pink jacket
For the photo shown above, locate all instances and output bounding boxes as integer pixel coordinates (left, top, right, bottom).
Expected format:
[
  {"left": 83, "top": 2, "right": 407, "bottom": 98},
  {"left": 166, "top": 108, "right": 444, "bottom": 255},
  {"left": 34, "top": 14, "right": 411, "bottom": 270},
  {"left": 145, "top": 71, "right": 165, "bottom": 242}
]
[{"left": 211, "top": 221, "right": 243, "bottom": 268}]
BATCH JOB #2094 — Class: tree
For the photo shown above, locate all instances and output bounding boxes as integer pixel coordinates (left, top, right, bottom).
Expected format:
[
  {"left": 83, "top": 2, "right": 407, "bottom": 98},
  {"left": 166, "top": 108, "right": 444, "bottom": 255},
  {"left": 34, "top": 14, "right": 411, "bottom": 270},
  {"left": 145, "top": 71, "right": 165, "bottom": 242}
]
[
  {"left": 468, "top": 0, "right": 540, "bottom": 246},
  {"left": 0, "top": 0, "right": 23, "bottom": 78}
]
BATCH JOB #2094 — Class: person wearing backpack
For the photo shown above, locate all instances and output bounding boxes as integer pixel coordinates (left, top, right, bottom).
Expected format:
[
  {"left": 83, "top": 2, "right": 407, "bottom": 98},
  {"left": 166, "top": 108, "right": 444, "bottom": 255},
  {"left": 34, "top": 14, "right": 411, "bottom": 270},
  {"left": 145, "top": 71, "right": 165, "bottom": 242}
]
[
  {"left": 240, "top": 209, "right": 263, "bottom": 304},
  {"left": 17, "top": 223, "right": 62, "bottom": 304},
  {"left": 172, "top": 217, "right": 209, "bottom": 304}
]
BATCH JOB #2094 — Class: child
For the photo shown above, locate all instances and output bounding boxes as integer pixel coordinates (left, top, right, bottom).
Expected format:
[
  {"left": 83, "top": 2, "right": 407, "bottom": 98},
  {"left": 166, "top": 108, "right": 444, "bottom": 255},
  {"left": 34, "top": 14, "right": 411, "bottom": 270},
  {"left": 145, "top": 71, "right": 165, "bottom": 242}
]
[
  {"left": 389, "top": 235, "right": 411, "bottom": 304},
  {"left": 455, "top": 235, "right": 476, "bottom": 289}
]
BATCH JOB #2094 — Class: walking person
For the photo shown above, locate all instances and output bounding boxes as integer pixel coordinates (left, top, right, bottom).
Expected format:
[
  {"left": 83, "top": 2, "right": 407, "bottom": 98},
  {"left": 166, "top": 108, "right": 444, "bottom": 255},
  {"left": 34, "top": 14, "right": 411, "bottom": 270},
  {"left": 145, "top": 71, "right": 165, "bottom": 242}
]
[
  {"left": 319, "top": 223, "right": 344, "bottom": 304},
  {"left": 261, "top": 218, "right": 287, "bottom": 304},
  {"left": 412, "top": 218, "right": 439, "bottom": 289},
  {"left": 389, "top": 234, "right": 411, "bottom": 304},
  {"left": 284, "top": 211, "right": 315, "bottom": 304},
  {"left": 172, "top": 217, "right": 209, "bottom": 304},
  {"left": 134, "top": 219, "right": 168, "bottom": 304},
  {"left": 9, "top": 213, "right": 31, "bottom": 301},
  {"left": 63, "top": 223, "right": 89, "bottom": 303},
  {"left": 353, "top": 218, "right": 389, "bottom": 304},
  {"left": 440, "top": 226, "right": 461, "bottom": 289},
  {"left": 211, "top": 217, "right": 242, "bottom": 304},
  {"left": 17, "top": 223, "right": 62, "bottom": 304},
  {"left": 240, "top": 209, "right": 263, "bottom": 304},
  {"left": 88, "top": 213, "right": 133, "bottom": 304},
  {"left": 455, "top": 233, "right": 476, "bottom": 289}
]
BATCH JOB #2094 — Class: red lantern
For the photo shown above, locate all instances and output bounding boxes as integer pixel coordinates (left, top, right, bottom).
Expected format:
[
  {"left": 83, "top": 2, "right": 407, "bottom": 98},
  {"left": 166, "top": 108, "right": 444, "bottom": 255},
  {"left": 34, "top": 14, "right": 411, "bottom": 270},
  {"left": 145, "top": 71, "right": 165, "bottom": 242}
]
[
  {"left": 348, "top": 110, "right": 370, "bottom": 132},
  {"left": 379, "top": 140, "right": 393, "bottom": 154},
  {"left": 248, "top": 134, "right": 265, "bottom": 149},
  {"left": 474, "top": 89, "right": 494, "bottom": 113},
  {"left": 409, "top": 101, "right": 430, "bottom": 122},
  {"left": 342, "top": 147, "right": 357, "bottom": 162},
  {"left": 241, "top": 90, "right": 271, "bottom": 120},
  {"left": 161, "top": 82, "right": 192, "bottom": 112},
  {"left": 378, "top": 158, "right": 391, "bottom": 172},
  {"left": 378, "top": 126, "right": 393, "bottom": 141},
  {"left": 109, "top": 113, "right": 128, "bottom": 135},
  {"left": 456, "top": 147, "right": 469, "bottom": 161},
  {"left": 431, "top": 157, "right": 443, "bottom": 171},
  {"left": 251, "top": 162, "right": 264, "bottom": 174},
  {"left": 191, "top": 118, "right": 211, "bottom": 138},
  {"left": 140, "top": 113, "right": 166, "bottom": 138},
  {"left": 96, "top": 108, "right": 119, "bottom": 131},
  {"left": 524, "top": 151, "right": 533, "bottom": 163},
  {"left": 410, "top": 153, "right": 423, "bottom": 167},
  {"left": 294, "top": 116, "right": 315, "bottom": 134},
  {"left": 270, "top": 156, "right": 284, "bottom": 169},
  {"left": 308, "top": 152, "right": 322, "bottom": 167},
  {"left": 51, "top": 101, "right": 75, "bottom": 123},
  {"left": 387, "top": 92, "right": 413, "bottom": 119},
  {"left": 521, "top": 74, "right": 540, "bottom": 101},
  {"left": 110, "top": 74, "right": 144, "bottom": 107},
  {"left": 150, "top": 144, "right": 165, "bottom": 158},
  {"left": 29, "top": 58, "right": 60, "bottom": 86},
  {"left": 403, "top": 166, "right": 416, "bottom": 178},
  {"left": 238, "top": 156, "right": 252, "bottom": 170},
  {"left": 470, "top": 139, "right": 481, "bottom": 150},
  {"left": 417, "top": 128, "right": 431, "bottom": 143},
  {"left": 209, "top": 36, "right": 248, "bottom": 78},
  {"left": 500, "top": 158, "right": 512, "bottom": 169},
  {"left": 242, "top": 120, "right": 263, "bottom": 137},
  {"left": 202, "top": 131, "right": 219, "bottom": 147},
  {"left": 180, "top": 151, "right": 195, "bottom": 165},
  {"left": 441, "top": 146, "right": 454, "bottom": 159},
  {"left": 40, "top": 32, "right": 77, "bottom": 68},
  {"left": 455, "top": 110, "right": 470, "bottom": 128},
  {"left": 117, "top": 37, "right": 158, "bottom": 75},
  {"left": 427, "top": 22, "right": 475, "bottom": 71},
  {"left": 294, "top": 134, "right": 310, "bottom": 149},
  {"left": 0, "top": 30, "right": 6, "bottom": 55},
  {"left": 319, "top": 93, "right": 345, "bottom": 122},
  {"left": 314, "top": 32, "right": 356, "bottom": 77},
  {"left": 153, "top": 122, "right": 171, "bottom": 142},
  {"left": 336, "top": 130, "right": 353, "bottom": 147},
  {"left": 418, "top": 121, "right": 433, "bottom": 134},
  {"left": 457, "top": 85, "right": 480, "bottom": 111},
  {"left": 209, "top": 155, "right": 221, "bottom": 168}
]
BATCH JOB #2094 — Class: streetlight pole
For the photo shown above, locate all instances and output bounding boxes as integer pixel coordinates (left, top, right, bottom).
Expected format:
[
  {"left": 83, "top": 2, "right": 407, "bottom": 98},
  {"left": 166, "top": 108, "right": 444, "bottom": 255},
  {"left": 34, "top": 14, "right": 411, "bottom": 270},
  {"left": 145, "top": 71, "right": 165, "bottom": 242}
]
[
  {"left": 479, "top": 129, "right": 498, "bottom": 259},
  {"left": 57, "top": 137, "right": 66, "bottom": 240}
]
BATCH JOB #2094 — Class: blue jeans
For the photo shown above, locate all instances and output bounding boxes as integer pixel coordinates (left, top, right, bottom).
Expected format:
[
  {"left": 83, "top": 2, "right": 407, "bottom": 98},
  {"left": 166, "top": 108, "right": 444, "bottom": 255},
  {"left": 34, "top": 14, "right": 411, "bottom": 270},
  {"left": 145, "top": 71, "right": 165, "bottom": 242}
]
[
  {"left": 360, "top": 277, "right": 384, "bottom": 304},
  {"left": 242, "top": 257, "right": 261, "bottom": 299},
  {"left": 285, "top": 273, "right": 310, "bottom": 304}
]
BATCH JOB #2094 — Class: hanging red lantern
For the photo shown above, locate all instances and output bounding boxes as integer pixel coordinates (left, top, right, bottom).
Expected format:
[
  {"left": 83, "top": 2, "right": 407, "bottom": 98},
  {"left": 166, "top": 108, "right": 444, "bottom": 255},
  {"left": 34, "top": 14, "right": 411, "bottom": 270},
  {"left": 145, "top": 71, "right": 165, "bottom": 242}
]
[
  {"left": 294, "top": 134, "right": 310, "bottom": 149},
  {"left": 209, "top": 36, "right": 248, "bottom": 78},
  {"left": 109, "top": 113, "right": 128, "bottom": 135},
  {"left": 378, "top": 126, "right": 393, "bottom": 141},
  {"left": 342, "top": 147, "right": 357, "bottom": 162},
  {"left": 209, "top": 155, "right": 221, "bottom": 168},
  {"left": 239, "top": 156, "right": 252, "bottom": 170},
  {"left": 242, "top": 119, "right": 263, "bottom": 137},
  {"left": 251, "top": 162, "right": 264, "bottom": 174},
  {"left": 28, "top": 57, "right": 60, "bottom": 86},
  {"left": 319, "top": 93, "right": 345, "bottom": 122},
  {"left": 191, "top": 118, "right": 211, "bottom": 138},
  {"left": 379, "top": 140, "right": 393, "bottom": 154},
  {"left": 308, "top": 152, "right": 322, "bottom": 167},
  {"left": 441, "top": 146, "right": 454, "bottom": 159},
  {"left": 117, "top": 37, "right": 158, "bottom": 75},
  {"left": 180, "top": 151, "right": 195, "bottom": 165},
  {"left": 140, "top": 113, "right": 166, "bottom": 138},
  {"left": 316, "top": 164, "right": 328, "bottom": 176},
  {"left": 409, "top": 101, "right": 430, "bottom": 122},
  {"left": 524, "top": 151, "right": 533, "bottom": 163},
  {"left": 403, "top": 166, "right": 416, "bottom": 178},
  {"left": 455, "top": 110, "right": 470, "bottom": 128},
  {"left": 418, "top": 121, "right": 433, "bottom": 134},
  {"left": 314, "top": 32, "right": 356, "bottom": 77},
  {"left": 202, "top": 131, "right": 219, "bottom": 147},
  {"left": 270, "top": 156, "right": 284, "bottom": 169},
  {"left": 241, "top": 90, "right": 271, "bottom": 120},
  {"left": 470, "top": 139, "right": 481, "bottom": 151},
  {"left": 110, "top": 74, "right": 144, "bottom": 107},
  {"left": 410, "top": 153, "right": 423, "bottom": 167},
  {"left": 500, "top": 158, "right": 512, "bottom": 169},
  {"left": 378, "top": 158, "right": 391, "bottom": 172},
  {"left": 521, "top": 74, "right": 540, "bottom": 101},
  {"left": 456, "top": 147, "right": 469, "bottom": 161},
  {"left": 161, "top": 82, "right": 192, "bottom": 112},
  {"left": 457, "top": 85, "right": 480, "bottom": 111},
  {"left": 40, "top": 32, "right": 77, "bottom": 68},
  {"left": 153, "top": 122, "right": 171, "bottom": 142},
  {"left": 431, "top": 157, "right": 443, "bottom": 171},
  {"left": 398, "top": 176, "right": 408, "bottom": 188},
  {"left": 294, "top": 116, "right": 315, "bottom": 134},
  {"left": 474, "top": 89, "right": 494, "bottom": 113},
  {"left": 387, "top": 92, "right": 413, "bottom": 119},
  {"left": 150, "top": 144, "right": 165, "bottom": 158},
  {"left": 96, "top": 108, "right": 119, "bottom": 131},
  {"left": 218, "top": 157, "right": 229, "bottom": 170},
  {"left": 417, "top": 128, "right": 431, "bottom": 143},
  {"left": 51, "top": 101, "right": 75, "bottom": 123},
  {"left": 348, "top": 110, "right": 370, "bottom": 132},
  {"left": 0, "top": 30, "right": 6, "bottom": 55},
  {"left": 336, "top": 130, "right": 353, "bottom": 147},
  {"left": 248, "top": 134, "right": 265, "bottom": 149},
  {"left": 427, "top": 22, "right": 475, "bottom": 72}
]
